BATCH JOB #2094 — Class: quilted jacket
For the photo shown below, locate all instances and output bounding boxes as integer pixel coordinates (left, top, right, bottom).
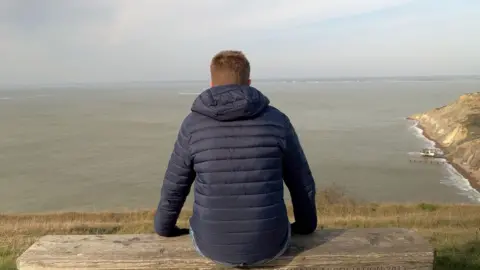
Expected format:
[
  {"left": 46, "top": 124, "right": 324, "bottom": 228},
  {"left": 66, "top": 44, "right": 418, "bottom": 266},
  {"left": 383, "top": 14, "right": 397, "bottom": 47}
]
[{"left": 154, "top": 84, "right": 317, "bottom": 265}]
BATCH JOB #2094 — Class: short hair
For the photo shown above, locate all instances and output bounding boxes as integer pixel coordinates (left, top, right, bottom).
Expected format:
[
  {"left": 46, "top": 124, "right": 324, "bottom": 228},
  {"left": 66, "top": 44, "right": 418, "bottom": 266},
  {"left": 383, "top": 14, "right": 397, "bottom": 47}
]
[{"left": 210, "top": 50, "right": 250, "bottom": 86}]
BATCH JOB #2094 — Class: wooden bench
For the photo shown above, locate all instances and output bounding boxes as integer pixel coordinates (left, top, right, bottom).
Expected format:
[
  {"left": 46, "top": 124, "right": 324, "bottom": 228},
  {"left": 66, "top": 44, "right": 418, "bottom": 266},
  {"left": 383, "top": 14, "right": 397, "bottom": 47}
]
[{"left": 17, "top": 228, "right": 434, "bottom": 269}]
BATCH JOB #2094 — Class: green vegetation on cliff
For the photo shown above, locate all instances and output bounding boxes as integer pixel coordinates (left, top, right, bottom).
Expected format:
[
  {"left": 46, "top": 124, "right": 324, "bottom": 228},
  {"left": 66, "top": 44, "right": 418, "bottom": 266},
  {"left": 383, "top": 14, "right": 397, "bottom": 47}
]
[{"left": 1, "top": 188, "right": 480, "bottom": 269}]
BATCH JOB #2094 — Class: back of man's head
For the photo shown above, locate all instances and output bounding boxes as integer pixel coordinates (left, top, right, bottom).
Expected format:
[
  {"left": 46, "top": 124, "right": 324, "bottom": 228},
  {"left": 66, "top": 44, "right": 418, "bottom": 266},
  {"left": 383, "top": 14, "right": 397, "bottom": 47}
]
[{"left": 210, "top": 50, "right": 251, "bottom": 87}]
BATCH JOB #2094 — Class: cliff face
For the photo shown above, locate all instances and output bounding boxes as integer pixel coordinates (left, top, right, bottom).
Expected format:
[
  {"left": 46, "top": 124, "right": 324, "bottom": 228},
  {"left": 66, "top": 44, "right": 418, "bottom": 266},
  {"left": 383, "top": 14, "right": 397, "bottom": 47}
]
[{"left": 409, "top": 92, "right": 480, "bottom": 190}]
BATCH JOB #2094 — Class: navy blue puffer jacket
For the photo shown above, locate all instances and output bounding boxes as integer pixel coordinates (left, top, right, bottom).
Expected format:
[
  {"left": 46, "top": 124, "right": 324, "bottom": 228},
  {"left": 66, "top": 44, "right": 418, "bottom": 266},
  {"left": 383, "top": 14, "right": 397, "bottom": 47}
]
[{"left": 154, "top": 84, "right": 317, "bottom": 265}]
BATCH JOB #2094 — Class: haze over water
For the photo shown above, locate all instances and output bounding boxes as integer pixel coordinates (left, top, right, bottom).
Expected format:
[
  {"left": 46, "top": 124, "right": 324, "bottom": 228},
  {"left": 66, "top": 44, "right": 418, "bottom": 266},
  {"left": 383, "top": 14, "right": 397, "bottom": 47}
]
[{"left": 1, "top": 77, "right": 480, "bottom": 213}]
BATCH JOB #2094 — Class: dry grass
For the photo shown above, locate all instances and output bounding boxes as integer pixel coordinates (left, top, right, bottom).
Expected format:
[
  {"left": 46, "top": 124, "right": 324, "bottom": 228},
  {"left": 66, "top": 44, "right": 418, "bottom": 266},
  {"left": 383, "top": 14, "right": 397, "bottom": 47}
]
[{"left": 1, "top": 187, "right": 480, "bottom": 269}]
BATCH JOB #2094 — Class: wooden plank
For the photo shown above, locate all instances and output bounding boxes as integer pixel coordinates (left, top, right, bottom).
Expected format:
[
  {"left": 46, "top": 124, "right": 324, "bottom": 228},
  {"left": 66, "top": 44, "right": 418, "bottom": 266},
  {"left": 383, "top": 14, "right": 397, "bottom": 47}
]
[{"left": 17, "top": 228, "right": 434, "bottom": 269}]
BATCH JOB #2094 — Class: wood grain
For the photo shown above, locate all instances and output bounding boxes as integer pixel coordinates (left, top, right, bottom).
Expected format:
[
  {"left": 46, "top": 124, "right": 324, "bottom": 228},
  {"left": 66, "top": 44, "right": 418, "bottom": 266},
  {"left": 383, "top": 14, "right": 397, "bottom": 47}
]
[{"left": 17, "top": 228, "right": 434, "bottom": 269}]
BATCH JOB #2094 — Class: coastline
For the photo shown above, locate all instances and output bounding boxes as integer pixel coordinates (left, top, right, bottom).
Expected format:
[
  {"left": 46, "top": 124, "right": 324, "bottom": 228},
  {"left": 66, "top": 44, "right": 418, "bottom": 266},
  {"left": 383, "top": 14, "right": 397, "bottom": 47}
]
[{"left": 407, "top": 117, "right": 480, "bottom": 192}]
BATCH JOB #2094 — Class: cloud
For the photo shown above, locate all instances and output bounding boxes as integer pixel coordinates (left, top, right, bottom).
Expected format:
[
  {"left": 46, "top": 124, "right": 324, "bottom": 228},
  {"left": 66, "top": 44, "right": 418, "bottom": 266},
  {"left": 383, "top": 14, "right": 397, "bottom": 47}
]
[
  {"left": 0, "top": 0, "right": 479, "bottom": 85},
  {"left": 1, "top": 0, "right": 414, "bottom": 43},
  {"left": 91, "top": 1, "right": 414, "bottom": 41}
]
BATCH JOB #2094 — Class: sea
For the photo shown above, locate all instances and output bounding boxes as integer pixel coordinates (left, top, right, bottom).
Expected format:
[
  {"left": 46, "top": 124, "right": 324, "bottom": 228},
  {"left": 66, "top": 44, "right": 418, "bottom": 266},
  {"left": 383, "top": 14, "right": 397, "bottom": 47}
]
[{"left": 1, "top": 76, "right": 480, "bottom": 213}]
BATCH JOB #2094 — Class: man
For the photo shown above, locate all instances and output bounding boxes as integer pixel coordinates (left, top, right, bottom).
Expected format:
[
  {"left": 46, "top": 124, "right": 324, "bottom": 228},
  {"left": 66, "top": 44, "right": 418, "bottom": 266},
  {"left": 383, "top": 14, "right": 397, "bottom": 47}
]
[{"left": 154, "top": 50, "right": 317, "bottom": 267}]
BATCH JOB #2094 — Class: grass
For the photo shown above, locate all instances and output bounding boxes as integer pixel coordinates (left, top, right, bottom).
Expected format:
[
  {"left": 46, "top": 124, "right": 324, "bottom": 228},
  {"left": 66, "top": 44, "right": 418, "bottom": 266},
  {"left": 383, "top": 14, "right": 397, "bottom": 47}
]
[{"left": 1, "top": 187, "right": 480, "bottom": 269}]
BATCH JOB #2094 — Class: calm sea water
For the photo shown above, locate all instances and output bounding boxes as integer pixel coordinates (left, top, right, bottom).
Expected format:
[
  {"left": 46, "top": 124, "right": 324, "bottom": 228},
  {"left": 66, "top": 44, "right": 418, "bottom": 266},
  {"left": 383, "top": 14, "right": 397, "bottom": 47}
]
[{"left": 1, "top": 78, "right": 480, "bottom": 213}]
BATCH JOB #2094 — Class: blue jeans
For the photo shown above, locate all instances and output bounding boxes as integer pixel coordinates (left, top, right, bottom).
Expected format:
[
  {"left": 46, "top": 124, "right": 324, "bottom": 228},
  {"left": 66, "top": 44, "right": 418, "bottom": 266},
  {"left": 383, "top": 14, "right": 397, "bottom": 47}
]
[{"left": 190, "top": 226, "right": 291, "bottom": 268}]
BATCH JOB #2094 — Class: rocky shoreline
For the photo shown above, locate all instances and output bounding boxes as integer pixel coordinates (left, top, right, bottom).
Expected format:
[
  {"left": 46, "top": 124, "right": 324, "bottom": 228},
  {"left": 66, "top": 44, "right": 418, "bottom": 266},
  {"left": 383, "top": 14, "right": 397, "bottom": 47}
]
[
  {"left": 408, "top": 92, "right": 480, "bottom": 193},
  {"left": 407, "top": 117, "right": 480, "bottom": 192}
]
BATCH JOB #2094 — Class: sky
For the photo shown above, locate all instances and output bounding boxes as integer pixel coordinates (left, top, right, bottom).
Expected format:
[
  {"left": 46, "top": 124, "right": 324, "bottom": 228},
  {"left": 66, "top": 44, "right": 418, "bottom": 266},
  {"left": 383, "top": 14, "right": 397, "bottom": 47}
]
[{"left": 1, "top": 0, "right": 480, "bottom": 85}]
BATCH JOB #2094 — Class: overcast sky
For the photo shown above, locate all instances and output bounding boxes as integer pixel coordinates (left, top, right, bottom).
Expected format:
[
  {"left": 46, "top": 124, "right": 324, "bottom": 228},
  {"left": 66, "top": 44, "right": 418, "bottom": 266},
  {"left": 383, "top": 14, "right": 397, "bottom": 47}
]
[{"left": 1, "top": 0, "right": 479, "bottom": 85}]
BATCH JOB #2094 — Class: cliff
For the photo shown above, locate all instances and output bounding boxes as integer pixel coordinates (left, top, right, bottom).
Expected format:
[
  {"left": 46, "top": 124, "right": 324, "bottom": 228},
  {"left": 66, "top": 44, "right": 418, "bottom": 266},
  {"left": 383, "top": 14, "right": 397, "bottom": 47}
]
[{"left": 409, "top": 92, "right": 480, "bottom": 191}]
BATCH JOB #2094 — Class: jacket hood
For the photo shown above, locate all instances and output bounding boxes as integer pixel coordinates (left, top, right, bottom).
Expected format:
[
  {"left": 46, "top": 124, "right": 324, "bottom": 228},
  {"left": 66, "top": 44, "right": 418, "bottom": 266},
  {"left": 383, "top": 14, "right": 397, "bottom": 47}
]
[{"left": 191, "top": 84, "right": 270, "bottom": 121}]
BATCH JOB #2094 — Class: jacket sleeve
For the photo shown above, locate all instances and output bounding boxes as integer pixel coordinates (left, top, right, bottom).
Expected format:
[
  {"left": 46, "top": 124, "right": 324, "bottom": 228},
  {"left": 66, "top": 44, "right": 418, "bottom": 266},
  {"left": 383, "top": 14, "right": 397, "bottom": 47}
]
[
  {"left": 154, "top": 118, "right": 195, "bottom": 236},
  {"left": 282, "top": 117, "right": 317, "bottom": 234}
]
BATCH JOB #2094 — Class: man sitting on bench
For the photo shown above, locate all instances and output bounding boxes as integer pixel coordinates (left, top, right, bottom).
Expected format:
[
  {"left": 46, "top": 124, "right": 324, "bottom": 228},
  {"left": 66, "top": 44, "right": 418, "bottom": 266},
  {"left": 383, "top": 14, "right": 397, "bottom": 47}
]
[{"left": 154, "top": 50, "right": 317, "bottom": 267}]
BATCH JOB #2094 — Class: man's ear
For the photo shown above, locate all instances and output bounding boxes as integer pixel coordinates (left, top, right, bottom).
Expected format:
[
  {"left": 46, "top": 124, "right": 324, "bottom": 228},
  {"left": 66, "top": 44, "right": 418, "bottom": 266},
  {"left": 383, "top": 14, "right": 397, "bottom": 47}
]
[{"left": 248, "top": 79, "right": 251, "bottom": 85}]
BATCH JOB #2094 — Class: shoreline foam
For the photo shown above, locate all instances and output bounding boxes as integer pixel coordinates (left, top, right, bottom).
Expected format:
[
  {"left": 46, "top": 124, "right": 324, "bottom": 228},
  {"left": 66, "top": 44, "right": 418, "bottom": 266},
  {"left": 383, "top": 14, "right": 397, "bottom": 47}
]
[{"left": 407, "top": 118, "right": 480, "bottom": 202}]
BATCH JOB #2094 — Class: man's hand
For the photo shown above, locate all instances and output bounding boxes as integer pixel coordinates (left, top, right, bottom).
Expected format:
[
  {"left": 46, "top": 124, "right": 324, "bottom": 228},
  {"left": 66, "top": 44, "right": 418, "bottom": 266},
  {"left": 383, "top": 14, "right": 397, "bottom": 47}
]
[
  {"left": 291, "top": 222, "right": 315, "bottom": 235},
  {"left": 161, "top": 226, "right": 190, "bottom": 237},
  {"left": 171, "top": 226, "right": 190, "bottom": 237}
]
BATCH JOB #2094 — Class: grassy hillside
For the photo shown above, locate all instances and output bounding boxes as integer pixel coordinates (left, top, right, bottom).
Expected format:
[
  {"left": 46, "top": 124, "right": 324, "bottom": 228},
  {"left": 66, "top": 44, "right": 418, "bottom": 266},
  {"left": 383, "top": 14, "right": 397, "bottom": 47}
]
[{"left": 1, "top": 188, "right": 480, "bottom": 269}]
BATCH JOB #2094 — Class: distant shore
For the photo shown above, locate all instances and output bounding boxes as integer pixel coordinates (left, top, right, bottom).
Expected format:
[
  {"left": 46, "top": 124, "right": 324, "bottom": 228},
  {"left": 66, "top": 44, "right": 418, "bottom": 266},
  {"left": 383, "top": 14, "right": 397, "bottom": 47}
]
[{"left": 407, "top": 117, "right": 480, "bottom": 192}]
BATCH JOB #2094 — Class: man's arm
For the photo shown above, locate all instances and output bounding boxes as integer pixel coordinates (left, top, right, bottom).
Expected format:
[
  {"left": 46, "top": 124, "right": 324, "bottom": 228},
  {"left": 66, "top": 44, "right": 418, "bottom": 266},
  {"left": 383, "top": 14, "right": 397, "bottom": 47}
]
[
  {"left": 282, "top": 117, "right": 317, "bottom": 235},
  {"left": 154, "top": 119, "right": 195, "bottom": 237}
]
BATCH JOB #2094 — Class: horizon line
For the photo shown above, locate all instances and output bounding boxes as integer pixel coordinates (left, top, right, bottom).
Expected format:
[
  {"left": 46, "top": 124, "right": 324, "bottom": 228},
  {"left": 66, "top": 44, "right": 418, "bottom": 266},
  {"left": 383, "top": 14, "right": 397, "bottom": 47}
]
[{"left": 1, "top": 74, "right": 480, "bottom": 89}]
